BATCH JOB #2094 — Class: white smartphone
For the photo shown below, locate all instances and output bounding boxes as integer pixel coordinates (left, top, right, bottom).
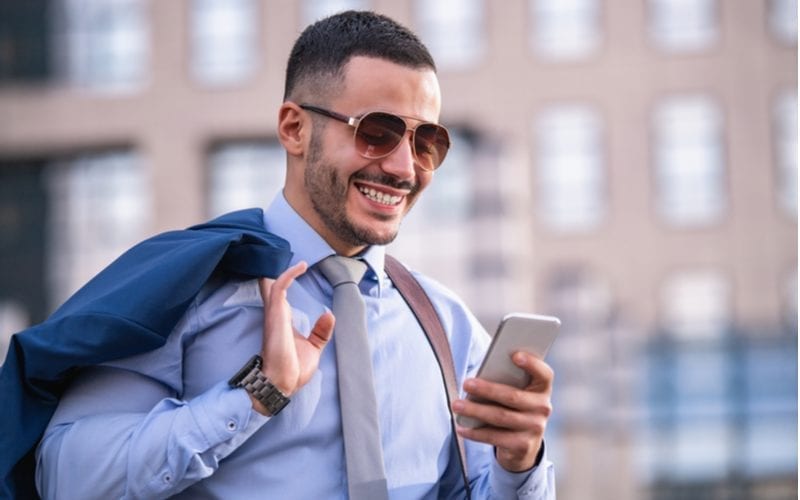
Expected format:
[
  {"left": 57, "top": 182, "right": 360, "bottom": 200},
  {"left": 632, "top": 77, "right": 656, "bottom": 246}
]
[{"left": 456, "top": 313, "right": 561, "bottom": 429}]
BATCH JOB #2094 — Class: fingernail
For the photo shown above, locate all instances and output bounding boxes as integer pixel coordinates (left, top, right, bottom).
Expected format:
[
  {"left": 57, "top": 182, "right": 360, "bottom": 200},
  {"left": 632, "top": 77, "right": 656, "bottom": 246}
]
[
  {"left": 452, "top": 400, "right": 464, "bottom": 412},
  {"left": 514, "top": 353, "right": 527, "bottom": 366}
]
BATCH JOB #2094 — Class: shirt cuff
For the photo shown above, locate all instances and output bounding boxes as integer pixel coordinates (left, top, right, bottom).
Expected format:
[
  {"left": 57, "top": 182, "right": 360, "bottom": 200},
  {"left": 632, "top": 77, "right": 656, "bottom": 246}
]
[
  {"left": 188, "top": 381, "right": 271, "bottom": 460},
  {"left": 490, "top": 443, "right": 555, "bottom": 500}
]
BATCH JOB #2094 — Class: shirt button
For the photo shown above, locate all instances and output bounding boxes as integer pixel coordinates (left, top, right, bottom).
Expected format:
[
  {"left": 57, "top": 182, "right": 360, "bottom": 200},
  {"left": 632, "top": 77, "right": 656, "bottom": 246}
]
[
  {"left": 227, "top": 420, "right": 238, "bottom": 431},
  {"left": 163, "top": 473, "right": 172, "bottom": 484}
]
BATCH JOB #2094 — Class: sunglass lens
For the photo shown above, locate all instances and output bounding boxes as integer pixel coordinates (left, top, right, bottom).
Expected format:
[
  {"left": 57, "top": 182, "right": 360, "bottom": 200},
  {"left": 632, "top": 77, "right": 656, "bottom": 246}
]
[
  {"left": 414, "top": 124, "right": 450, "bottom": 170},
  {"left": 355, "top": 112, "right": 407, "bottom": 157}
]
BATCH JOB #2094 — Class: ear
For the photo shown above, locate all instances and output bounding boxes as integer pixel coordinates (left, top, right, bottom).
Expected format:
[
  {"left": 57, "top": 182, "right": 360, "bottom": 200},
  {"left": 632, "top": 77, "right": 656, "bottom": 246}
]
[{"left": 277, "top": 102, "right": 307, "bottom": 157}]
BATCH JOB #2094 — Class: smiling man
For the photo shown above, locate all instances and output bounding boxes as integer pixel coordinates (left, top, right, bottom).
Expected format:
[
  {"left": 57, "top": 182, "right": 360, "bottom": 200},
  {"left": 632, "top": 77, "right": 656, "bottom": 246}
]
[{"left": 34, "top": 11, "right": 556, "bottom": 499}]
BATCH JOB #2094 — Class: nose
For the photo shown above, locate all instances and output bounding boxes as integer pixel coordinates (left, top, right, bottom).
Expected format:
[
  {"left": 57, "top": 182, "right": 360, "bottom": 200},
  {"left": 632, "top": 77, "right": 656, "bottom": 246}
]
[{"left": 379, "top": 133, "right": 417, "bottom": 181}]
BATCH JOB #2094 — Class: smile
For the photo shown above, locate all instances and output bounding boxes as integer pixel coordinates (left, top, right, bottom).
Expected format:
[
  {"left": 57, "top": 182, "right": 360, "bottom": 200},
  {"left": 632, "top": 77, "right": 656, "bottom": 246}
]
[{"left": 357, "top": 185, "right": 403, "bottom": 206}]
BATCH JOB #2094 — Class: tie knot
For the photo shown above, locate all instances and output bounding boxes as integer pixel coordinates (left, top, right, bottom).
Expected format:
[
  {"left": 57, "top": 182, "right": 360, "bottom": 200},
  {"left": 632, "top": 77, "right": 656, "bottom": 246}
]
[{"left": 317, "top": 255, "right": 368, "bottom": 287}]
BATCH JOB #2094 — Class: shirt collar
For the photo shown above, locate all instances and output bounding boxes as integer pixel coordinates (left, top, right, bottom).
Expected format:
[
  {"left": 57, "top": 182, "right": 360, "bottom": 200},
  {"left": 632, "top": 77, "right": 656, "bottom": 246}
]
[{"left": 263, "top": 192, "right": 387, "bottom": 293}]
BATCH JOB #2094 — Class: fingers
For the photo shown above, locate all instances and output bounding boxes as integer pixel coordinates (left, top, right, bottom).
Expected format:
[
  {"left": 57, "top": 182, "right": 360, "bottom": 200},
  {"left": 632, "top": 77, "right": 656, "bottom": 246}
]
[
  {"left": 260, "top": 262, "right": 308, "bottom": 306},
  {"left": 307, "top": 311, "right": 335, "bottom": 349},
  {"left": 452, "top": 355, "right": 554, "bottom": 435},
  {"left": 452, "top": 357, "right": 554, "bottom": 472}
]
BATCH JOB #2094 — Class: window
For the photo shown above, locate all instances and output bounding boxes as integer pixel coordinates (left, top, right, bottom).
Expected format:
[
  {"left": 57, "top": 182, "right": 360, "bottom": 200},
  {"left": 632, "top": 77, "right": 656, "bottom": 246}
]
[
  {"left": 653, "top": 95, "right": 726, "bottom": 226},
  {"left": 767, "top": 0, "right": 798, "bottom": 45},
  {"left": 0, "top": 300, "right": 29, "bottom": 360},
  {"left": 647, "top": 0, "right": 718, "bottom": 53},
  {"left": 783, "top": 269, "right": 798, "bottom": 331},
  {"left": 660, "top": 270, "right": 730, "bottom": 339},
  {"left": 546, "top": 267, "right": 614, "bottom": 421},
  {"left": 773, "top": 90, "right": 797, "bottom": 217},
  {"left": 207, "top": 140, "right": 285, "bottom": 217},
  {"left": 534, "top": 104, "right": 606, "bottom": 232},
  {"left": 639, "top": 335, "right": 797, "bottom": 488},
  {"left": 52, "top": 0, "right": 149, "bottom": 90},
  {"left": 410, "top": 128, "right": 475, "bottom": 222},
  {"left": 191, "top": 0, "right": 259, "bottom": 86},
  {"left": 414, "top": 0, "right": 485, "bottom": 70},
  {"left": 302, "top": 0, "right": 368, "bottom": 26},
  {"left": 530, "top": 0, "right": 601, "bottom": 61},
  {"left": 0, "top": 0, "right": 51, "bottom": 82},
  {"left": 46, "top": 151, "right": 152, "bottom": 305}
]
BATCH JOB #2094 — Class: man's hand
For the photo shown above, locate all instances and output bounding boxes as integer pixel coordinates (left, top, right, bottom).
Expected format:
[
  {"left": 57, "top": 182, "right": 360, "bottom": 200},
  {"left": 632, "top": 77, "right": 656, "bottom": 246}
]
[
  {"left": 452, "top": 353, "right": 554, "bottom": 472},
  {"left": 257, "top": 262, "right": 335, "bottom": 405}
]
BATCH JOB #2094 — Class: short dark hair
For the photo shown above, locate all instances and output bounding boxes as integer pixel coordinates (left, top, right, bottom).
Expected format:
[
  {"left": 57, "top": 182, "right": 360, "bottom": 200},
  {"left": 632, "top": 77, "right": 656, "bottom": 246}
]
[{"left": 284, "top": 10, "right": 436, "bottom": 101}]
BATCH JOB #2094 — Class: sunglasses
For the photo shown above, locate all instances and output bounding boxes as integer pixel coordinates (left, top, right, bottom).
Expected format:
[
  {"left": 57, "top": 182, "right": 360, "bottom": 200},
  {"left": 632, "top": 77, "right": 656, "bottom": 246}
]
[{"left": 299, "top": 104, "right": 451, "bottom": 171}]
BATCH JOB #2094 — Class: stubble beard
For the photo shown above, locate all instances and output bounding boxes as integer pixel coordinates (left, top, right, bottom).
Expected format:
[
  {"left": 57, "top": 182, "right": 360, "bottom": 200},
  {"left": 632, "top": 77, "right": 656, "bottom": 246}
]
[{"left": 304, "top": 134, "right": 418, "bottom": 248}]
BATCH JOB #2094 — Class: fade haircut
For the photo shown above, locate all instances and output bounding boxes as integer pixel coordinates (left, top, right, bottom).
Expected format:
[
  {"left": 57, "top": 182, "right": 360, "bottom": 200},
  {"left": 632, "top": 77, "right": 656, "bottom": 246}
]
[{"left": 284, "top": 10, "right": 436, "bottom": 102}]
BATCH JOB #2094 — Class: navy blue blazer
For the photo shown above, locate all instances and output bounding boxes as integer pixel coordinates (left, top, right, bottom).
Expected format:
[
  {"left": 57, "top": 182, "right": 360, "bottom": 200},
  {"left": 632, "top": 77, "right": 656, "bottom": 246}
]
[{"left": 0, "top": 208, "right": 293, "bottom": 500}]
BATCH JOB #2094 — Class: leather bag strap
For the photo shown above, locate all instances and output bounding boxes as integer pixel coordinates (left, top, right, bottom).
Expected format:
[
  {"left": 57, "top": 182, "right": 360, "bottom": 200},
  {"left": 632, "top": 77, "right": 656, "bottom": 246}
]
[{"left": 384, "top": 255, "right": 471, "bottom": 498}]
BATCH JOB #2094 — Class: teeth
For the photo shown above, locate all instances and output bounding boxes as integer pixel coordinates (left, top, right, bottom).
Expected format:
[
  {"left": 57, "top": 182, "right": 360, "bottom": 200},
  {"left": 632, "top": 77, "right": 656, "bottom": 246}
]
[{"left": 359, "top": 186, "right": 402, "bottom": 206}]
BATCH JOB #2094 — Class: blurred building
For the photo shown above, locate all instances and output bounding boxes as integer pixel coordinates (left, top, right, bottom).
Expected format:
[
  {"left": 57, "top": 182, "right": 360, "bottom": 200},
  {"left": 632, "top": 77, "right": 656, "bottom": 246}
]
[{"left": 0, "top": 1, "right": 796, "bottom": 499}]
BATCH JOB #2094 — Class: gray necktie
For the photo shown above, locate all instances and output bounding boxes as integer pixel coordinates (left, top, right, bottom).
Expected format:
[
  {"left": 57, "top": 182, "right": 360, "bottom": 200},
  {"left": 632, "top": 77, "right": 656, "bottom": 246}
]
[{"left": 317, "top": 256, "right": 389, "bottom": 500}]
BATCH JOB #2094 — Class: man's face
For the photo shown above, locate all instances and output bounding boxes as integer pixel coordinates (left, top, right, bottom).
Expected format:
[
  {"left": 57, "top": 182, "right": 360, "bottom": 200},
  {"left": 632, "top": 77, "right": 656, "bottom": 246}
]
[{"left": 286, "top": 56, "right": 443, "bottom": 256}]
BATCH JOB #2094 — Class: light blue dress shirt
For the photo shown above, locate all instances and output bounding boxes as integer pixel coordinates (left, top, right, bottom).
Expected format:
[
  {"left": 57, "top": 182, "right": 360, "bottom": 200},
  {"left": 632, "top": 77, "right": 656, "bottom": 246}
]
[{"left": 35, "top": 193, "right": 555, "bottom": 499}]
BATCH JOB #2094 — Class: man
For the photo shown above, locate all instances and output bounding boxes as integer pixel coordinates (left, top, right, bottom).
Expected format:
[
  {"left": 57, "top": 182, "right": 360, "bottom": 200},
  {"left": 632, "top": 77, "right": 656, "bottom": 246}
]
[{"left": 35, "top": 10, "right": 555, "bottom": 499}]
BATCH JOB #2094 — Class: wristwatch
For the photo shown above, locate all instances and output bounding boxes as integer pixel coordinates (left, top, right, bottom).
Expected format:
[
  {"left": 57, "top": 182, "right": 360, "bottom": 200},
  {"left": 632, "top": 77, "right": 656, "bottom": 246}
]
[{"left": 228, "top": 355, "right": 290, "bottom": 416}]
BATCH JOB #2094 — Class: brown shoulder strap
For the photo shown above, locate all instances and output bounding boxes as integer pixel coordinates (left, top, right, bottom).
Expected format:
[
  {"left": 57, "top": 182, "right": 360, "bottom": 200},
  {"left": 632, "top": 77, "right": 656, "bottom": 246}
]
[{"left": 384, "top": 255, "right": 471, "bottom": 497}]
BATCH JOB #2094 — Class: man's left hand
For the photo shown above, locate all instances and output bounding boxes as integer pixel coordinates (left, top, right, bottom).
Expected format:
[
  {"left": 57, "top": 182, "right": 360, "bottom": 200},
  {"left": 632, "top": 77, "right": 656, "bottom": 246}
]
[{"left": 452, "top": 352, "right": 554, "bottom": 472}]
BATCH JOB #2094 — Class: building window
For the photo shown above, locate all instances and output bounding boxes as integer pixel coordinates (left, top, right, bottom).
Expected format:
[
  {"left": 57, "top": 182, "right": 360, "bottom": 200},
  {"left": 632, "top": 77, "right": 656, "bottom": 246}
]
[
  {"left": 534, "top": 104, "right": 606, "bottom": 232},
  {"left": 410, "top": 128, "right": 475, "bottom": 222},
  {"left": 0, "top": 300, "right": 29, "bottom": 360},
  {"left": 45, "top": 150, "right": 152, "bottom": 306},
  {"left": 414, "top": 0, "right": 485, "bottom": 70},
  {"left": 647, "top": 0, "right": 718, "bottom": 53},
  {"left": 302, "top": 0, "right": 368, "bottom": 26},
  {"left": 191, "top": 0, "right": 259, "bottom": 86},
  {"left": 767, "top": 0, "right": 798, "bottom": 45},
  {"left": 529, "top": 0, "right": 602, "bottom": 61},
  {"left": 773, "top": 90, "right": 797, "bottom": 218},
  {"left": 653, "top": 95, "right": 726, "bottom": 226},
  {"left": 660, "top": 270, "right": 730, "bottom": 339},
  {"left": 207, "top": 140, "right": 285, "bottom": 218},
  {"left": 0, "top": 0, "right": 52, "bottom": 82},
  {"left": 639, "top": 335, "right": 797, "bottom": 489},
  {"left": 52, "top": 0, "right": 149, "bottom": 91},
  {"left": 546, "top": 267, "right": 615, "bottom": 422},
  {"left": 783, "top": 269, "right": 798, "bottom": 332}
]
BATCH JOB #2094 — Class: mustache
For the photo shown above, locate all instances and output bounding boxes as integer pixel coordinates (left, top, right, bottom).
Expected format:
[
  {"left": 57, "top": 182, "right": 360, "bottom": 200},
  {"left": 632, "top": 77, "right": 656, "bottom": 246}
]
[{"left": 352, "top": 172, "right": 419, "bottom": 194}]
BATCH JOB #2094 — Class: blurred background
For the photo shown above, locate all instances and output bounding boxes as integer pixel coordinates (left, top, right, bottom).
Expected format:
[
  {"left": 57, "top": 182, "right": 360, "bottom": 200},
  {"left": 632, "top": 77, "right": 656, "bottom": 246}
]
[{"left": 0, "top": 0, "right": 796, "bottom": 498}]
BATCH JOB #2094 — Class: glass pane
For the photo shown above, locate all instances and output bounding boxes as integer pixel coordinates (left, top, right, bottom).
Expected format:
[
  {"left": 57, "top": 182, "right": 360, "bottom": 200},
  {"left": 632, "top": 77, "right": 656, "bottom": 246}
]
[
  {"left": 653, "top": 95, "right": 726, "bottom": 226},
  {"left": 768, "top": 0, "right": 798, "bottom": 45},
  {"left": 45, "top": 150, "right": 152, "bottom": 305},
  {"left": 647, "top": 0, "right": 718, "bottom": 53},
  {"left": 302, "top": 0, "right": 368, "bottom": 26},
  {"left": 414, "top": 0, "right": 485, "bottom": 70},
  {"left": 530, "top": 0, "right": 601, "bottom": 60},
  {"left": 661, "top": 270, "right": 730, "bottom": 339},
  {"left": 53, "top": 0, "right": 149, "bottom": 90},
  {"left": 535, "top": 104, "right": 605, "bottom": 231},
  {"left": 207, "top": 141, "right": 285, "bottom": 217},
  {"left": 774, "top": 90, "right": 798, "bottom": 217},
  {"left": 191, "top": 0, "right": 259, "bottom": 86}
]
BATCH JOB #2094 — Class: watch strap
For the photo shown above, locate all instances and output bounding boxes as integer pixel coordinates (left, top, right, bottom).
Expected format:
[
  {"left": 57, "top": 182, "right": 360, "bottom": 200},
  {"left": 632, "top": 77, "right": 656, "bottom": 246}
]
[{"left": 229, "top": 355, "right": 290, "bottom": 416}]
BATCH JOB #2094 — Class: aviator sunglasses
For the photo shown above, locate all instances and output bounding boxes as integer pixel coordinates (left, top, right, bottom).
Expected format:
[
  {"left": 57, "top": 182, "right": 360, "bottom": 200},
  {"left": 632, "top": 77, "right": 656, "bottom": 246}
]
[{"left": 299, "top": 104, "right": 451, "bottom": 171}]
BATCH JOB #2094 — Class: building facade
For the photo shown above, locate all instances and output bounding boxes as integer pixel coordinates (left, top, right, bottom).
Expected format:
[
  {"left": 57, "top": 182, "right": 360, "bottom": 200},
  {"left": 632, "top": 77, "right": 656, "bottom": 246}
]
[{"left": 0, "top": 1, "right": 796, "bottom": 498}]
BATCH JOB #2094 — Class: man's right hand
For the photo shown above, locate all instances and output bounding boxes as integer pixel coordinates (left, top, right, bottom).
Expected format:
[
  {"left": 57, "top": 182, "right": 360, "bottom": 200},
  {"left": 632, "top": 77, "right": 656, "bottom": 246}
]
[{"left": 254, "top": 262, "right": 335, "bottom": 413}]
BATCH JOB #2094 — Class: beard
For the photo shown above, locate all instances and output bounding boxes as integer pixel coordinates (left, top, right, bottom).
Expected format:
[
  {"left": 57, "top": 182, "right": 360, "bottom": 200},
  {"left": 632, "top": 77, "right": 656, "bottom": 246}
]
[{"left": 304, "top": 132, "right": 420, "bottom": 248}]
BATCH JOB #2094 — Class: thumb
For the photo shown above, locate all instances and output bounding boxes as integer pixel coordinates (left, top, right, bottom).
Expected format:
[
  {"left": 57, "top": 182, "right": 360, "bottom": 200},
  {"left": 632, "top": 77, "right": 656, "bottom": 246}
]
[{"left": 307, "top": 311, "right": 335, "bottom": 349}]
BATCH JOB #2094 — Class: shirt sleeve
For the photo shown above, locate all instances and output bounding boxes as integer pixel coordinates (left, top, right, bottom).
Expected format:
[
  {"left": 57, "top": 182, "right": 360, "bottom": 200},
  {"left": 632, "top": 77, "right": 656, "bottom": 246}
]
[
  {"left": 35, "top": 372, "right": 269, "bottom": 500},
  {"left": 489, "top": 446, "right": 556, "bottom": 500}
]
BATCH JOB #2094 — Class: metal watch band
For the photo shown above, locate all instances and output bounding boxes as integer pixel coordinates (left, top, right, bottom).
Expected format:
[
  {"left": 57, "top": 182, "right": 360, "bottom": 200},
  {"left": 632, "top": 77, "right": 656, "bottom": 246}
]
[{"left": 229, "top": 355, "right": 290, "bottom": 416}]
